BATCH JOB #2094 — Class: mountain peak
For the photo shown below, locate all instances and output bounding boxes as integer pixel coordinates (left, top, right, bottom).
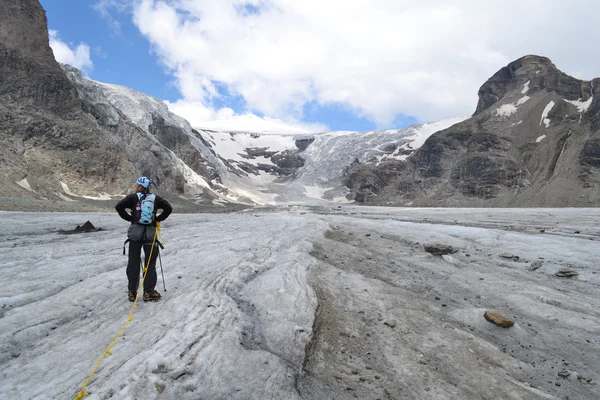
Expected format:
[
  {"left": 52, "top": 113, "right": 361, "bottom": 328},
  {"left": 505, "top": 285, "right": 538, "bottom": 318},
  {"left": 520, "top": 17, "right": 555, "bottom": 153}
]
[{"left": 474, "top": 54, "right": 588, "bottom": 116}]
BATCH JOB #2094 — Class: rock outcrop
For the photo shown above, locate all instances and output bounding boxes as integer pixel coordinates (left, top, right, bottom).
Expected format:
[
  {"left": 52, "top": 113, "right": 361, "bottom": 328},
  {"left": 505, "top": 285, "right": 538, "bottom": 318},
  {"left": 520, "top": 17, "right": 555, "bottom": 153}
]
[{"left": 345, "top": 55, "right": 600, "bottom": 207}]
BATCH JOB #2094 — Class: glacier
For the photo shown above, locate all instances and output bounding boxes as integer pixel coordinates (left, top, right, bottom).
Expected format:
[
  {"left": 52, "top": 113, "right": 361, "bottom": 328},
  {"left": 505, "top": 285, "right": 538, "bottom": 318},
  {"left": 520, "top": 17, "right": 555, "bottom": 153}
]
[{"left": 1, "top": 207, "right": 599, "bottom": 399}]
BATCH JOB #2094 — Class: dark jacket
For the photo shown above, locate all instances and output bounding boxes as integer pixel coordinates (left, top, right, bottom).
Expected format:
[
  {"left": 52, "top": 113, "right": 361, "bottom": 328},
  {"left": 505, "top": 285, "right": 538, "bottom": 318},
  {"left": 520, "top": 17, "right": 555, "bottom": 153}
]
[{"left": 115, "top": 192, "right": 173, "bottom": 224}]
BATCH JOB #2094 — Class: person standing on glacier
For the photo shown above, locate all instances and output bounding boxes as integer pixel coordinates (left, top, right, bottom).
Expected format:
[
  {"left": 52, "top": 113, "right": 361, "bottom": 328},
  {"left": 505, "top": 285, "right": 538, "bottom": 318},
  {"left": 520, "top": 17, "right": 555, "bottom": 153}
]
[{"left": 115, "top": 176, "right": 172, "bottom": 302}]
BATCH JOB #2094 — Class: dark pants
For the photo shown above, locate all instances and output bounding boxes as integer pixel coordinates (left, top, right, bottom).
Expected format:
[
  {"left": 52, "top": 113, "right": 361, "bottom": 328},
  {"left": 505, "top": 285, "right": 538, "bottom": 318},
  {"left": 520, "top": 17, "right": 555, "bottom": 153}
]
[{"left": 126, "top": 241, "right": 159, "bottom": 293}]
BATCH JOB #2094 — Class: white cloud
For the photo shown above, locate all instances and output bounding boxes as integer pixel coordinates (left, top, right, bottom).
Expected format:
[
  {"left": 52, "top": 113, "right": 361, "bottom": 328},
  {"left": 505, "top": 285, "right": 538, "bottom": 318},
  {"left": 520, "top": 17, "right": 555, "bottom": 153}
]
[
  {"left": 48, "top": 30, "right": 93, "bottom": 72},
  {"left": 93, "top": 0, "right": 131, "bottom": 35},
  {"left": 129, "top": 0, "right": 600, "bottom": 127},
  {"left": 165, "top": 99, "right": 328, "bottom": 134}
]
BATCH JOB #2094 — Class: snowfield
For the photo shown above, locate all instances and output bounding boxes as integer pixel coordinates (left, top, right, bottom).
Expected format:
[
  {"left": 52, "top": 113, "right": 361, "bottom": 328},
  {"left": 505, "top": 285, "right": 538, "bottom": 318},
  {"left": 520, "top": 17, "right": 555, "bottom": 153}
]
[{"left": 1, "top": 207, "right": 599, "bottom": 399}]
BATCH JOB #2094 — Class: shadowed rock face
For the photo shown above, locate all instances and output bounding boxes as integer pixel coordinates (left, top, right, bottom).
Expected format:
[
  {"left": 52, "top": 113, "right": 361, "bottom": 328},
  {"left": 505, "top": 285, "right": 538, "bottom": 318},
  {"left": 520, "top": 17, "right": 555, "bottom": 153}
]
[
  {"left": 0, "top": 0, "right": 80, "bottom": 114},
  {"left": 271, "top": 151, "right": 306, "bottom": 175},
  {"left": 295, "top": 137, "right": 315, "bottom": 151},
  {"left": 590, "top": 78, "right": 600, "bottom": 131},
  {"left": 581, "top": 138, "right": 600, "bottom": 167},
  {"left": 450, "top": 155, "right": 523, "bottom": 199},
  {"left": 345, "top": 55, "right": 600, "bottom": 207}
]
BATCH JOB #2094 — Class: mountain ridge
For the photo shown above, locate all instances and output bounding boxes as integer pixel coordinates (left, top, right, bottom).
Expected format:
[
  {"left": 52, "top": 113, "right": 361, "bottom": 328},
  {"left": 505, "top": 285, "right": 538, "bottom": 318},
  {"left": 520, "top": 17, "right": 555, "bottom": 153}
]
[{"left": 1, "top": 0, "right": 599, "bottom": 209}]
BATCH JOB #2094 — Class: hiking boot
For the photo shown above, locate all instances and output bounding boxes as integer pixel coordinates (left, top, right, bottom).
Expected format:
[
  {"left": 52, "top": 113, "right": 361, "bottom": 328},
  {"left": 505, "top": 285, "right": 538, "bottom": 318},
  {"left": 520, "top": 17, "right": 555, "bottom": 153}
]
[
  {"left": 143, "top": 290, "right": 161, "bottom": 302},
  {"left": 128, "top": 291, "right": 137, "bottom": 302}
]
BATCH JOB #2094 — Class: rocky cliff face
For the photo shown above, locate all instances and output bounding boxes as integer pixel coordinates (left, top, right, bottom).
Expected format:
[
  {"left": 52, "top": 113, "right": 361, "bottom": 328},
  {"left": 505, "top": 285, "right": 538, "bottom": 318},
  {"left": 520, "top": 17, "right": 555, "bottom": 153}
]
[
  {"left": 59, "top": 65, "right": 232, "bottom": 201},
  {"left": 0, "top": 0, "right": 124, "bottom": 201},
  {"left": 0, "top": 0, "right": 79, "bottom": 114},
  {"left": 0, "top": 0, "right": 232, "bottom": 205},
  {"left": 345, "top": 55, "right": 600, "bottom": 207}
]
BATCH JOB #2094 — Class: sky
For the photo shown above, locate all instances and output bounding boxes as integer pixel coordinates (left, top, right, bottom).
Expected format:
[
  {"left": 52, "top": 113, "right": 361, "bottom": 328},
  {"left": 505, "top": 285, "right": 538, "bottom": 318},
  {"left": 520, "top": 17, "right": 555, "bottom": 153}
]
[{"left": 40, "top": 0, "right": 600, "bottom": 134}]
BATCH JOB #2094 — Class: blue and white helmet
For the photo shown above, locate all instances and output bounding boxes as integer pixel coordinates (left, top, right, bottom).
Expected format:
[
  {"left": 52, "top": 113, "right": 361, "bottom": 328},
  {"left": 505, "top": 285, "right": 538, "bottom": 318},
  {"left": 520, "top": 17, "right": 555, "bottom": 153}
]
[{"left": 136, "top": 176, "right": 152, "bottom": 189}]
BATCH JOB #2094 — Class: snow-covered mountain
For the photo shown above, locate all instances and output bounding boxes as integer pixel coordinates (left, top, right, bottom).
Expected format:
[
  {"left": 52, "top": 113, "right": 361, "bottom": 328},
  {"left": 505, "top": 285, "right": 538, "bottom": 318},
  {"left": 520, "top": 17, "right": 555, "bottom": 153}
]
[
  {"left": 194, "top": 117, "right": 467, "bottom": 204},
  {"left": 0, "top": 0, "right": 467, "bottom": 208},
  {"left": 2, "top": 0, "right": 600, "bottom": 209},
  {"left": 61, "top": 64, "right": 466, "bottom": 206}
]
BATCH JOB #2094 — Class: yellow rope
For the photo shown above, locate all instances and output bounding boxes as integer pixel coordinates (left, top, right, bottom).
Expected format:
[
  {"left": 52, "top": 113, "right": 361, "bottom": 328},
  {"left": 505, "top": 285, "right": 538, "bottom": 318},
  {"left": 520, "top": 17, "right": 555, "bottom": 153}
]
[{"left": 74, "top": 223, "right": 160, "bottom": 399}]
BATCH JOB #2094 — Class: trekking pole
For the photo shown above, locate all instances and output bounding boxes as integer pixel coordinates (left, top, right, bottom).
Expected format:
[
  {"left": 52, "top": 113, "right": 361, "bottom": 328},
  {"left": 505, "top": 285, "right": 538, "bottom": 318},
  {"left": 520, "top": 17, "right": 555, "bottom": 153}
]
[
  {"left": 140, "top": 260, "right": 145, "bottom": 283},
  {"left": 158, "top": 250, "right": 166, "bottom": 292}
]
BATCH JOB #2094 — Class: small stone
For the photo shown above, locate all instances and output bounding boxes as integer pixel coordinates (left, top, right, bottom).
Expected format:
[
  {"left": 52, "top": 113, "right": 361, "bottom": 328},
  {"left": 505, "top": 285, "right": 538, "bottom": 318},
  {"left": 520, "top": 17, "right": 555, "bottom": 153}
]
[
  {"left": 154, "top": 364, "right": 167, "bottom": 373},
  {"left": 155, "top": 384, "right": 165, "bottom": 393},
  {"left": 484, "top": 310, "right": 515, "bottom": 328},
  {"left": 499, "top": 253, "right": 519, "bottom": 261},
  {"left": 555, "top": 269, "right": 579, "bottom": 278},
  {"left": 424, "top": 244, "right": 456, "bottom": 256},
  {"left": 558, "top": 370, "right": 570, "bottom": 379},
  {"left": 529, "top": 261, "right": 543, "bottom": 271},
  {"left": 383, "top": 319, "right": 397, "bottom": 328}
]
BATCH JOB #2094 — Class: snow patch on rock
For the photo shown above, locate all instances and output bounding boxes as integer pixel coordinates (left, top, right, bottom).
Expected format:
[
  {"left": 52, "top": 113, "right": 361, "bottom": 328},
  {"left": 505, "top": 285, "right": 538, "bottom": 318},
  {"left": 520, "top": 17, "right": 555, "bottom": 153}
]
[
  {"left": 495, "top": 104, "right": 518, "bottom": 117},
  {"left": 60, "top": 181, "right": 113, "bottom": 200},
  {"left": 16, "top": 178, "right": 34, "bottom": 192},
  {"left": 540, "top": 101, "right": 555, "bottom": 128},
  {"left": 565, "top": 97, "right": 593, "bottom": 113}
]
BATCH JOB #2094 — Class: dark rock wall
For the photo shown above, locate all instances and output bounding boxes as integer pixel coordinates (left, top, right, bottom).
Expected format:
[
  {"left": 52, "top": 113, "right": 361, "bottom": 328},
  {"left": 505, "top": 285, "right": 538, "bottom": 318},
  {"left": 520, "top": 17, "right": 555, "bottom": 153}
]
[{"left": 0, "top": 0, "right": 80, "bottom": 114}]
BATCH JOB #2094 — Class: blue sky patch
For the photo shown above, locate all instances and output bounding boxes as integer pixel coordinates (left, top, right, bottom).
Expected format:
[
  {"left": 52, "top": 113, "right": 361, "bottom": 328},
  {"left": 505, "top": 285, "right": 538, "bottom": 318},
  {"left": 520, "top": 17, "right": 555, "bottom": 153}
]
[{"left": 40, "top": 0, "right": 179, "bottom": 102}]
